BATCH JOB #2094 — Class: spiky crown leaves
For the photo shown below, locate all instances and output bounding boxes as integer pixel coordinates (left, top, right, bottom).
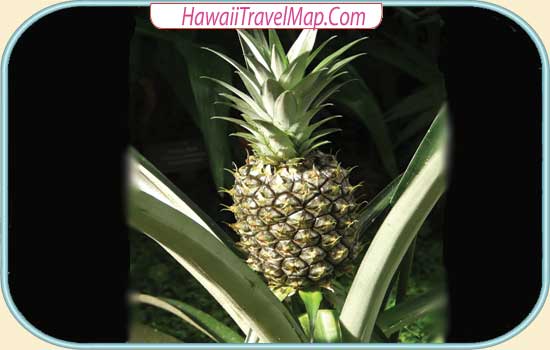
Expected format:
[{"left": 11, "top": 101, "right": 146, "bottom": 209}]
[{"left": 203, "top": 30, "right": 366, "bottom": 163}]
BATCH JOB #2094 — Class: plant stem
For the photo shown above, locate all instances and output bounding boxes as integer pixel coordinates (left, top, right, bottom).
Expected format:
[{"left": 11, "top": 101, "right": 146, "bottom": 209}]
[{"left": 389, "top": 238, "right": 417, "bottom": 342}]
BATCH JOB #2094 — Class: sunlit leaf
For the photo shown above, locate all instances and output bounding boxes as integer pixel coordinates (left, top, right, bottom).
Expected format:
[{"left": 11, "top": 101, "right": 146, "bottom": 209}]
[{"left": 339, "top": 112, "right": 448, "bottom": 342}]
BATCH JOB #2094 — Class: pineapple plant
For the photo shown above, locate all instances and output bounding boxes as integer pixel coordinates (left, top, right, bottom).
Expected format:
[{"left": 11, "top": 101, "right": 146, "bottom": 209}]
[
  {"left": 129, "top": 21, "right": 448, "bottom": 343},
  {"left": 202, "top": 30, "right": 367, "bottom": 294}
]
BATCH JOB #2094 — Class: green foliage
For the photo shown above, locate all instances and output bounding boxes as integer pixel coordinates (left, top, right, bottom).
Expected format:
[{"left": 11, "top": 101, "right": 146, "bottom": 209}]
[
  {"left": 133, "top": 294, "right": 243, "bottom": 343},
  {"left": 298, "top": 290, "right": 323, "bottom": 340}
]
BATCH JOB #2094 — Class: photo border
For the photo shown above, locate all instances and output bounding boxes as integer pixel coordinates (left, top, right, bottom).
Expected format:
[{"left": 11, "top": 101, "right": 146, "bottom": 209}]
[{"left": 1, "top": 0, "right": 548, "bottom": 349}]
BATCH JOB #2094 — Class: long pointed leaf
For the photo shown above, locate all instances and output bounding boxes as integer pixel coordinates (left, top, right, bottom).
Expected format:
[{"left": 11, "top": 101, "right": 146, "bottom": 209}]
[
  {"left": 312, "top": 37, "right": 367, "bottom": 73},
  {"left": 237, "top": 30, "right": 271, "bottom": 71},
  {"left": 314, "top": 310, "right": 342, "bottom": 343},
  {"left": 357, "top": 174, "right": 402, "bottom": 233},
  {"left": 391, "top": 103, "right": 449, "bottom": 203},
  {"left": 201, "top": 47, "right": 260, "bottom": 96},
  {"left": 129, "top": 148, "right": 234, "bottom": 247},
  {"left": 376, "top": 288, "right": 447, "bottom": 337},
  {"left": 287, "top": 29, "right": 317, "bottom": 64},
  {"left": 339, "top": 125, "right": 447, "bottom": 341},
  {"left": 268, "top": 30, "right": 288, "bottom": 67},
  {"left": 307, "top": 35, "right": 337, "bottom": 66},
  {"left": 133, "top": 294, "right": 243, "bottom": 343},
  {"left": 202, "top": 77, "right": 270, "bottom": 121}
]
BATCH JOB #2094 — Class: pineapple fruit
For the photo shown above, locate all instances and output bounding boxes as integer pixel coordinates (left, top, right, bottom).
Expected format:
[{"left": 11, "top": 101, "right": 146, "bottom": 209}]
[{"left": 204, "top": 30, "right": 365, "bottom": 294}]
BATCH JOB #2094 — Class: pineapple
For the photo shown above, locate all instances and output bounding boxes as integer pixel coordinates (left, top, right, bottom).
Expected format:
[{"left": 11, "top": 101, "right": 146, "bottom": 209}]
[{"left": 204, "top": 30, "right": 366, "bottom": 294}]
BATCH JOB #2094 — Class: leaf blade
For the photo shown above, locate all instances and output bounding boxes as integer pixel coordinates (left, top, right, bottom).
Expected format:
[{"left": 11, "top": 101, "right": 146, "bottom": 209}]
[
  {"left": 133, "top": 294, "right": 243, "bottom": 343},
  {"left": 339, "top": 117, "right": 448, "bottom": 341},
  {"left": 298, "top": 290, "right": 323, "bottom": 340}
]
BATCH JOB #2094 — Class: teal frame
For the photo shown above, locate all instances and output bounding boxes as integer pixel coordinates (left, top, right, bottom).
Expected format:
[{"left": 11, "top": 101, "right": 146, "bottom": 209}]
[{"left": 1, "top": 1, "right": 548, "bottom": 349}]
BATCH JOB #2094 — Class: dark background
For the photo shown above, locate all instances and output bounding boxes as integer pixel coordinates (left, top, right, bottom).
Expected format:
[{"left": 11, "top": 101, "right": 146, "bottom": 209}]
[{"left": 7, "top": 6, "right": 542, "bottom": 343}]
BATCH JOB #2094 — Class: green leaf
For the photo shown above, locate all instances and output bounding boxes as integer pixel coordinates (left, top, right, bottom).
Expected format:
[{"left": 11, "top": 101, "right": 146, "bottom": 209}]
[
  {"left": 391, "top": 103, "right": 449, "bottom": 203},
  {"left": 334, "top": 67, "right": 398, "bottom": 177},
  {"left": 314, "top": 310, "right": 343, "bottom": 343},
  {"left": 298, "top": 290, "right": 323, "bottom": 340},
  {"left": 270, "top": 45, "right": 285, "bottom": 79},
  {"left": 250, "top": 30, "right": 270, "bottom": 54},
  {"left": 133, "top": 294, "right": 243, "bottom": 343},
  {"left": 298, "top": 128, "right": 341, "bottom": 154},
  {"left": 389, "top": 237, "right": 417, "bottom": 342},
  {"left": 366, "top": 40, "right": 440, "bottom": 84},
  {"left": 327, "top": 53, "right": 367, "bottom": 74},
  {"left": 273, "top": 90, "right": 297, "bottom": 130},
  {"left": 307, "top": 35, "right": 337, "bottom": 66},
  {"left": 129, "top": 148, "right": 235, "bottom": 248},
  {"left": 287, "top": 29, "right": 317, "bottom": 64},
  {"left": 261, "top": 79, "right": 284, "bottom": 116},
  {"left": 298, "top": 314, "right": 310, "bottom": 338},
  {"left": 394, "top": 106, "right": 440, "bottom": 147},
  {"left": 280, "top": 53, "right": 309, "bottom": 89},
  {"left": 312, "top": 37, "right": 367, "bottom": 73},
  {"left": 128, "top": 150, "right": 306, "bottom": 343},
  {"left": 202, "top": 76, "right": 270, "bottom": 121},
  {"left": 268, "top": 30, "right": 288, "bottom": 67},
  {"left": 298, "top": 310, "right": 342, "bottom": 343},
  {"left": 201, "top": 46, "right": 261, "bottom": 96},
  {"left": 357, "top": 174, "right": 402, "bottom": 233},
  {"left": 293, "top": 68, "right": 329, "bottom": 107},
  {"left": 245, "top": 55, "right": 273, "bottom": 86},
  {"left": 237, "top": 30, "right": 271, "bottom": 71},
  {"left": 339, "top": 115, "right": 447, "bottom": 342},
  {"left": 128, "top": 322, "right": 182, "bottom": 343},
  {"left": 377, "top": 287, "right": 447, "bottom": 337},
  {"left": 312, "top": 79, "right": 354, "bottom": 108},
  {"left": 385, "top": 83, "right": 445, "bottom": 122},
  {"left": 299, "top": 70, "right": 345, "bottom": 112}
]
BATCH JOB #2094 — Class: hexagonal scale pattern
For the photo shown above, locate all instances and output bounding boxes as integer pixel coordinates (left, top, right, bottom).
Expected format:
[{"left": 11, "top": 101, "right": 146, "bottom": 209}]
[{"left": 230, "top": 151, "right": 360, "bottom": 290}]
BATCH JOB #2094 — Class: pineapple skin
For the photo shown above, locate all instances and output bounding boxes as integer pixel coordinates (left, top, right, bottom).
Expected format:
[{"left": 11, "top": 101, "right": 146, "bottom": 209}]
[{"left": 229, "top": 151, "right": 360, "bottom": 290}]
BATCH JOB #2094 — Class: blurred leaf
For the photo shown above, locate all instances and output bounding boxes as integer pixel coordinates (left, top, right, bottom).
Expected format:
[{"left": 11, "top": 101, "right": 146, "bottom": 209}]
[
  {"left": 133, "top": 293, "right": 243, "bottom": 343},
  {"left": 366, "top": 40, "right": 440, "bottom": 84},
  {"left": 339, "top": 113, "right": 447, "bottom": 341},
  {"left": 176, "top": 41, "right": 233, "bottom": 190},
  {"left": 298, "top": 314, "right": 310, "bottom": 338},
  {"left": 370, "top": 325, "right": 391, "bottom": 343},
  {"left": 385, "top": 83, "right": 445, "bottom": 122},
  {"left": 394, "top": 107, "right": 440, "bottom": 148},
  {"left": 334, "top": 66, "right": 398, "bottom": 177},
  {"left": 377, "top": 287, "right": 447, "bottom": 337},
  {"left": 391, "top": 103, "right": 449, "bottom": 203},
  {"left": 128, "top": 322, "right": 182, "bottom": 343},
  {"left": 128, "top": 150, "right": 306, "bottom": 343}
]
